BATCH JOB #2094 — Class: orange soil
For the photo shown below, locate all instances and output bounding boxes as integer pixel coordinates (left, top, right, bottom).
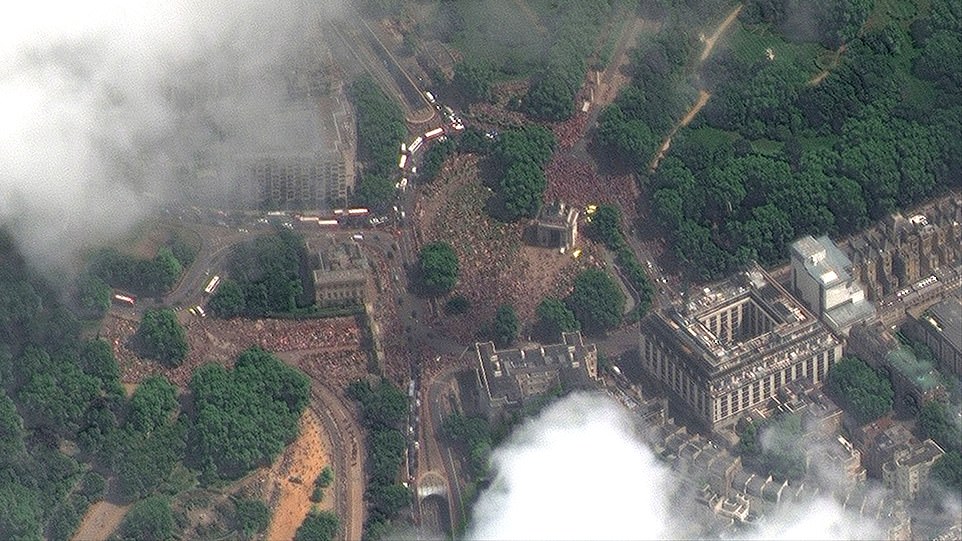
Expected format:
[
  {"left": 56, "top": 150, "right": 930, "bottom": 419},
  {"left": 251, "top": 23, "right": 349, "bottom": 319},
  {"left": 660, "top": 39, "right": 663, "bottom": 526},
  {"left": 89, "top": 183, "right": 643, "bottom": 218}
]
[
  {"left": 72, "top": 502, "right": 130, "bottom": 541},
  {"left": 265, "top": 410, "right": 334, "bottom": 541}
]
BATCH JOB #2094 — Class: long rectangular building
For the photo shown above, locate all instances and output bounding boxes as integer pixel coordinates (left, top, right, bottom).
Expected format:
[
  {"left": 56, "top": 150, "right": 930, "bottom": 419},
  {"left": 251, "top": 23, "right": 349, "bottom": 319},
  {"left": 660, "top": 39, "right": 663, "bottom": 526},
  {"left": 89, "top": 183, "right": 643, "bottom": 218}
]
[{"left": 639, "top": 263, "right": 843, "bottom": 432}]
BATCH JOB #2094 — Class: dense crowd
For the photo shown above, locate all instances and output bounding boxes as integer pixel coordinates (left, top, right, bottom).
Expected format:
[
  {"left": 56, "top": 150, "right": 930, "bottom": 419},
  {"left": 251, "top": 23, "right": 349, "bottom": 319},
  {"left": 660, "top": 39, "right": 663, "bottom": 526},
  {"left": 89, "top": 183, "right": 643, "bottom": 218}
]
[
  {"left": 101, "top": 314, "right": 365, "bottom": 387},
  {"left": 544, "top": 155, "right": 638, "bottom": 220}
]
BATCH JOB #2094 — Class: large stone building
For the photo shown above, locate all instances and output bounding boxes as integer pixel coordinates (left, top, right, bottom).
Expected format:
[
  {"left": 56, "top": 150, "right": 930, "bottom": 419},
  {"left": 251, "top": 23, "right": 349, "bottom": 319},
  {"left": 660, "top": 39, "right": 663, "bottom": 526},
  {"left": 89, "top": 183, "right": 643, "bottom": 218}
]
[
  {"left": 790, "top": 235, "right": 876, "bottom": 334},
  {"left": 309, "top": 237, "right": 368, "bottom": 306},
  {"left": 638, "top": 263, "right": 843, "bottom": 432},
  {"left": 475, "top": 332, "right": 598, "bottom": 420},
  {"left": 847, "top": 195, "right": 962, "bottom": 302}
]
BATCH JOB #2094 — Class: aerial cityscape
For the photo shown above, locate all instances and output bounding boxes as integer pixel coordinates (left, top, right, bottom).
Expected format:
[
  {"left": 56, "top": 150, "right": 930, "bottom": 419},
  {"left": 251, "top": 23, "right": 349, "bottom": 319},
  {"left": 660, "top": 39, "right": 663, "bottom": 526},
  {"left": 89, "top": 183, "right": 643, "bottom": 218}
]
[{"left": 1, "top": 0, "right": 960, "bottom": 540}]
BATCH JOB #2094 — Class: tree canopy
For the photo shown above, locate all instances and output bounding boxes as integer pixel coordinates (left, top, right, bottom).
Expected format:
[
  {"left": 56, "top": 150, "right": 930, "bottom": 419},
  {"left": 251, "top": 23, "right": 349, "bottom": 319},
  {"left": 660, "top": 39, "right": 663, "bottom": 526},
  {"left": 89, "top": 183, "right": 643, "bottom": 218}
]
[
  {"left": 918, "top": 401, "right": 962, "bottom": 452},
  {"left": 535, "top": 297, "right": 580, "bottom": 340},
  {"left": 827, "top": 357, "right": 894, "bottom": 424},
  {"left": 453, "top": 60, "right": 495, "bottom": 103},
  {"left": 207, "top": 277, "right": 246, "bottom": 319},
  {"left": 931, "top": 450, "right": 962, "bottom": 492},
  {"left": 118, "top": 495, "right": 174, "bottom": 541},
  {"left": 224, "top": 231, "right": 311, "bottom": 316},
  {"left": 418, "top": 242, "right": 459, "bottom": 295},
  {"left": 136, "top": 309, "right": 188, "bottom": 367},
  {"left": 188, "top": 348, "right": 310, "bottom": 479},
  {"left": 295, "top": 511, "right": 339, "bottom": 541},
  {"left": 347, "top": 379, "right": 409, "bottom": 537},
  {"left": 566, "top": 268, "right": 625, "bottom": 334},
  {"left": 88, "top": 246, "right": 185, "bottom": 298},
  {"left": 349, "top": 77, "right": 406, "bottom": 179},
  {"left": 493, "top": 304, "right": 519, "bottom": 347}
]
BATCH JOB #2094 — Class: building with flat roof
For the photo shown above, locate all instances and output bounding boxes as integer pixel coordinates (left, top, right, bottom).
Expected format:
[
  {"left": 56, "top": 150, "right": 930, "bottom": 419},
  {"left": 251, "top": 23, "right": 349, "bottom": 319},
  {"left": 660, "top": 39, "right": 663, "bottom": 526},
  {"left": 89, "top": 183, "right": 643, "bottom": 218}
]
[
  {"left": 309, "top": 237, "right": 368, "bottom": 306},
  {"left": 790, "top": 235, "right": 876, "bottom": 334},
  {"left": 475, "top": 332, "right": 598, "bottom": 419},
  {"left": 908, "top": 295, "right": 962, "bottom": 377},
  {"left": 638, "top": 263, "right": 844, "bottom": 432}
]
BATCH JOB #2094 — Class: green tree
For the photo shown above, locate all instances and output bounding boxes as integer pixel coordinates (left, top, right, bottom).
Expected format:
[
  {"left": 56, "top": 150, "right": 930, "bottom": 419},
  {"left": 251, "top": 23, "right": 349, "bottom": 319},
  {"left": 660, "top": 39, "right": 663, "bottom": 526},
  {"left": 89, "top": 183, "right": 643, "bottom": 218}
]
[
  {"left": 918, "top": 401, "right": 962, "bottom": 452},
  {"left": 352, "top": 174, "right": 396, "bottom": 210},
  {"left": 118, "top": 495, "right": 174, "bottom": 541},
  {"left": 317, "top": 466, "right": 334, "bottom": 488},
  {"left": 596, "top": 105, "right": 657, "bottom": 170},
  {"left": 493, "top": 126, "right": 556, "bottom": 168},
  {"left": 208, "top": 278, "right": 246, "bottom": 319},
  {"left": 113, "top": 421, "right": 186, "bottom": 500},
  {"left": 931, "top": 450, "right": 962, "bottom": 492},
  {"left": 228, "top": 232, "right": 308, "bottom": 316},
  {"left": 521, "top": 73, "right": 575, "bottom": 121},
  {"left": 444, "top": 295, "right": 470, "bottom": 315},
  {"left": 565, "top": 268, "right": 625, "bottom": 334},
  {"left": 827, "top": 357, "right": 894, "bottom": 424},
  {"left": 295, "top": 511, "right": 339, "bottom": 541},
  {"left": 536, "top": 297, "right": 580, "bottom": 339},
  {"left": 350, "top": 78, "right": 407, "bottom": 177},
  {"left": 454, "top": 60, "right": 495, "bottom": 103},
  {"left": 75, "top": 272, "right": 110, "bottom": 318},
  {"left": 499, "top": 159, "right": 547, "bottom": 220},
  {"left": 188, "top": 348, "right": 310, "bottom": 478},
  {"left": 0, "top": 481, "right": 43, "bottom": 541},
  {"left": 77, "top": 339, "right": 122, "bottom": 393},
  {"left": 234, "top": 498, "right": 271, "bottom": 537},
  {"left": 588, "top": 204, "right": 624, "bottom": 248},
  {"left": 136, "top": 309, "right": 188, "bottom": 367},
  {"left": 418, "top": 242, "right": 459, "bottom": 295},
  {"left": 367, "top": 483, "right": 410, "bottom": 519},
  {"left": 128, "top": 376, "right": 178, "bottom": 434},
  {"left": 0, "top": 394, "right": 25, "bottom": 463},
  {"left": 493, "top": 304, "right": 519, "bottom": 347},
  {"left": 419, "top": 138, "right": 456, "bottom": 184}
]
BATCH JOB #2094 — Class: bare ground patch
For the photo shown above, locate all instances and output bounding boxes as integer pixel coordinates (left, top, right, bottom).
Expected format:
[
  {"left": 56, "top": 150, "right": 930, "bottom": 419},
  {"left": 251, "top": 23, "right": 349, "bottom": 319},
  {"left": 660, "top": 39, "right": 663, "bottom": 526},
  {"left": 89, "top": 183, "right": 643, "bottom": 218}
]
[
  {"left": 73, "top": 501, "right": 130, "bottom": 541},
  {"left": 263, "top": 410, "right": 334, "bottom": 541}
]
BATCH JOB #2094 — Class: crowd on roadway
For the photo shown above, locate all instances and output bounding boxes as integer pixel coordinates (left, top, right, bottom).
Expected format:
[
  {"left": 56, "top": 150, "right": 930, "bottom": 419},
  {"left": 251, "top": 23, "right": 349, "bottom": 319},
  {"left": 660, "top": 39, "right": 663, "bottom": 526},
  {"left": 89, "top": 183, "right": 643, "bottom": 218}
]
[{"left": 101, "top": 313, "right": 365, "bottom": 387}]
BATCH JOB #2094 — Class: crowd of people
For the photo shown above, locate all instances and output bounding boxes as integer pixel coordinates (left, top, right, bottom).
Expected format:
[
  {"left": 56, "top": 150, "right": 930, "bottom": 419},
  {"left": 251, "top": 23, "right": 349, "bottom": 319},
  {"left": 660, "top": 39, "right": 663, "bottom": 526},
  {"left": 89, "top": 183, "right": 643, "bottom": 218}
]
[
  {"left": 294, "top": 350, "right": 369, "bottom": 390},
  {"left": 544, "top": 155, "right": 638, "bottom": 219},
  {"left": 100, "top": 313, "right": 367, "bottom": 388},
  {"left": 551, "top": 109, "right": 591, "bottom": 153}
]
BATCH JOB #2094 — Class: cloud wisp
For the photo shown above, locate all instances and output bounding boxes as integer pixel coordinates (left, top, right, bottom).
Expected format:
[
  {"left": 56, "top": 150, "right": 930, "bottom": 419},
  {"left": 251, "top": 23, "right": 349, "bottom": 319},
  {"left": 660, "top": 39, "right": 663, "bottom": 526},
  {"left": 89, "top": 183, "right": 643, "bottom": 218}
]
[
  {"left": 466, "top": 392, "right": 887, "bottom": 541},
  {"left": 0, "top": 0, "right": 341, "bottom": 270}
]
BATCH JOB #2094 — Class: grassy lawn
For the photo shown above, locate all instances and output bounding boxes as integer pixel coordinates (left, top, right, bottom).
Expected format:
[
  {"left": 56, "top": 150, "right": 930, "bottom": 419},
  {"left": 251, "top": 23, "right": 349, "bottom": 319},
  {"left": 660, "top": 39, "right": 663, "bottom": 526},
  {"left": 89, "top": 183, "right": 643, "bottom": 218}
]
[
  {"left": 730, "top": 23, "right": 832, "bottom": 78},
  {"left": 111, "top": 220, "right": 202, "bottom": 261}
]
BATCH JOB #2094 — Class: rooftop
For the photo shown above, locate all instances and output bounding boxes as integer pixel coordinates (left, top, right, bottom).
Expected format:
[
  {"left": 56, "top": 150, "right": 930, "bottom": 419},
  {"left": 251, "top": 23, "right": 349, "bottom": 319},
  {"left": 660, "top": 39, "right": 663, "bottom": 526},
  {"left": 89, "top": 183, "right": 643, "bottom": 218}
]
[
  {"left": 791, "top": 235, "right": 853, "bottom": 287},
  {"left": 925, "top": 295, "right": 962, "bottom": 354},
  {"left": 477, "top": 331, "right": 597, "bottom": 405},
  {"left": 311, "top": 237, "right": 367, "bottom": 284},
  {"left": 535, "top": 201, "right": 578, "bottom": 227},
  {"left": 885, "top": 345, "right": 943, "bottom": 392},
  {"left": 645, "top": 263, "right": 835, "bottom": 389}
]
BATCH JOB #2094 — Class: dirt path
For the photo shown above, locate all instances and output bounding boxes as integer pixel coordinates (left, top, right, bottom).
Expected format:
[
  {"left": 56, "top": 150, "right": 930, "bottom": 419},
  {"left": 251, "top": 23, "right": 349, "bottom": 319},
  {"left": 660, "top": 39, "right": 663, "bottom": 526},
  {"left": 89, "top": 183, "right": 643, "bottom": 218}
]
[
  {"left": 808, "top": 43, "right": 846, "bottom": 85},
  {"left": 265, "top": 410, "right": 333, "bottom": 541},
  {"left": 700, "top": 4, "right": 743, "bottom": 62},
  {"left": 649, "top": 89, "right": 711, "bottom": 171},
  {"left": 72, "top": 502, "right": 130, "bottom": 541},
  {"left": 650, "top": 4, "right": 743, "bottom": 172}
]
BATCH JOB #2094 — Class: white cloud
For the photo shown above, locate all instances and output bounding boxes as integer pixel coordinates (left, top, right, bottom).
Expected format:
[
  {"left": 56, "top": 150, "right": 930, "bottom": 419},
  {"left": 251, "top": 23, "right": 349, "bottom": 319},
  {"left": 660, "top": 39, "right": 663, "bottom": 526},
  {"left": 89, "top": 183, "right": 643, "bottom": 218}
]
[{"left": 467, "top": 393, "right": 886, "bottom": 541}]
